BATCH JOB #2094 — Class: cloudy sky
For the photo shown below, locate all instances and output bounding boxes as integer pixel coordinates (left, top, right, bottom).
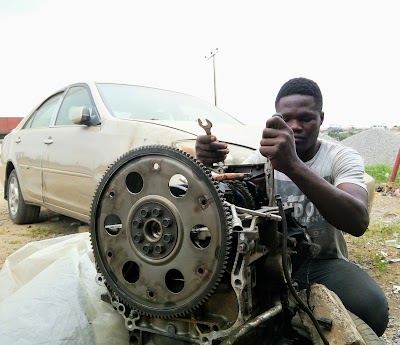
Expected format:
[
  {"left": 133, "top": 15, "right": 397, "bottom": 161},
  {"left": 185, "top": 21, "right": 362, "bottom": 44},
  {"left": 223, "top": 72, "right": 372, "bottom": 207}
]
[{"left": 0, "top": 0, "right": 399, "bottom": 129}]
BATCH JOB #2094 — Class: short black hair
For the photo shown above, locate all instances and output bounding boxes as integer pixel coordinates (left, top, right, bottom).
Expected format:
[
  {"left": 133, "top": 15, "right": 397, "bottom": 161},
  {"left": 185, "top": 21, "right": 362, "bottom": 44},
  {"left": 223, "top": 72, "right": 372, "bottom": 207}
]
[{"left": 275, "top": 77, "right": 323, "bottom": 112}]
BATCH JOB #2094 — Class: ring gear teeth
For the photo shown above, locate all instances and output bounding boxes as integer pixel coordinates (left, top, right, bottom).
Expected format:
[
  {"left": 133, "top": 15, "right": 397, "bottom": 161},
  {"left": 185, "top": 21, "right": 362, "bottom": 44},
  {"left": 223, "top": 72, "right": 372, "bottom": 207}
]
[
  {"left": 225, "top": 180, "right": 257, "bottom": 210},
  {"left": 90, "top": 145, "right": 232, "bottom": 318}
]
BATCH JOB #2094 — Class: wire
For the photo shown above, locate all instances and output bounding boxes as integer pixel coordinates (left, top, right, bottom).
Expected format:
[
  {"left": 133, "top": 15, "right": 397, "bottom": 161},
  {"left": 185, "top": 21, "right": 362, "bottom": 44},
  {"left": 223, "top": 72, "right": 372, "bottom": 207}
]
[{"left": 276, "top": 195, "right": 330, "bottom": 345}]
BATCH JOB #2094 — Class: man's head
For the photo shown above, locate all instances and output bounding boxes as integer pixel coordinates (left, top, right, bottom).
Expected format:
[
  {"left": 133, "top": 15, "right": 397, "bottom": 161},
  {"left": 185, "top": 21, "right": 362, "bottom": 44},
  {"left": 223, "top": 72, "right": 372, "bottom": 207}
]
[
  {"left": 275, "top": 77, "right": 323, "bottom": 112},
  {"left": 274, "top": 78, "right": 324, "bottom": 161}
]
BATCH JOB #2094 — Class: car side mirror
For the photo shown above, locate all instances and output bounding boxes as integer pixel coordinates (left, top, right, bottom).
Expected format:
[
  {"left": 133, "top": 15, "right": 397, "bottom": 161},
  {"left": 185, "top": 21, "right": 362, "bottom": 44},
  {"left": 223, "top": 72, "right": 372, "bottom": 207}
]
[{"left": 69, "top": 106, "right": 100, "bottom": 125}]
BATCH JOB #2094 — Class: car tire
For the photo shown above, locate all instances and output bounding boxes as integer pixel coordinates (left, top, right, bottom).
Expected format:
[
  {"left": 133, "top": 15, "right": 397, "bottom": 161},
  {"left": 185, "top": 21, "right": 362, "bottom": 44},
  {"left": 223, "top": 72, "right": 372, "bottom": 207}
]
[{"left": 7, "top": 170, "right": 40, "bottom": 224}]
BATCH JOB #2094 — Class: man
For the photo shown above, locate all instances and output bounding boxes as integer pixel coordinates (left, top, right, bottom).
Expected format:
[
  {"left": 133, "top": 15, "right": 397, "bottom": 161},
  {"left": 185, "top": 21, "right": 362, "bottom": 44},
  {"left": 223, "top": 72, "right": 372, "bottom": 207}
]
[{"left": 195, "top": 77, "right": 388, "bottom": 336}]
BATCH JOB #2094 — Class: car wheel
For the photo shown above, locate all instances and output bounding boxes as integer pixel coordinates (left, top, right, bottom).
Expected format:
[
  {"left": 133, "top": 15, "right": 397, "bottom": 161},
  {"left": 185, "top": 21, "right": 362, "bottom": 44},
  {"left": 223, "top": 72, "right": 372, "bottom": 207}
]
[{"left": 7, "top": 170, "right": 40, "bottom": 224}]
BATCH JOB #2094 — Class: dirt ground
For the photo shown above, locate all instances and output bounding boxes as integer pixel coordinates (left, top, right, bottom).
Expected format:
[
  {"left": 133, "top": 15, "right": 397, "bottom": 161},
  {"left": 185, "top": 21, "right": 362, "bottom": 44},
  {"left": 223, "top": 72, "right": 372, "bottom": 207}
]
[{"left": 0, "top": 189, "right": 399, "bottom": 340}]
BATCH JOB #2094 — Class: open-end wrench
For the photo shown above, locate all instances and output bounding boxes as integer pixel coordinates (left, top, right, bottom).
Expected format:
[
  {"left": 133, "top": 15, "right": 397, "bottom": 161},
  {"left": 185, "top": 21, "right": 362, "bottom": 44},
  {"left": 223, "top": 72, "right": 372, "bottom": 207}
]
[{"left": 198, "top": 118, "right": 213, "bottom": 136}]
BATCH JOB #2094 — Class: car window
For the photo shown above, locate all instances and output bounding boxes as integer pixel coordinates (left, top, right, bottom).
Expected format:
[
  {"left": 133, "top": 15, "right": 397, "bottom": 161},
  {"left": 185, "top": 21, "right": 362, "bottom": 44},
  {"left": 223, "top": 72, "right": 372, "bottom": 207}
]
[
  {"left": 96, "top": 83, "right": 243, "bottom": 124},
  {"left": 55, "top": 86, "right": 95, "bottom": 126},
  {"left": 25, "top": 93, "right": 62, "bottom": 129}
]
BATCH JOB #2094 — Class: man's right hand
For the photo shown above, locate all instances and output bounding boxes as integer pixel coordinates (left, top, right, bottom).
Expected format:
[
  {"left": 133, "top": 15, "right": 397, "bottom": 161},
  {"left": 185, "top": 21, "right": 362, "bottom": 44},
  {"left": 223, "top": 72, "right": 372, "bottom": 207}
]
[{"left": 195, "top": 135, "right": 229, "bottom": 166}]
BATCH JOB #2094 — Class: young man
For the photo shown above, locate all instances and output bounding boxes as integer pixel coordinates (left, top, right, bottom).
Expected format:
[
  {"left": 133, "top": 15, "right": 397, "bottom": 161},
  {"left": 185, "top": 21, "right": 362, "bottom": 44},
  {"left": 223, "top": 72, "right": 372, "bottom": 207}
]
[{"left": 195, "top": 77, "right": 388, "bottom": 336}]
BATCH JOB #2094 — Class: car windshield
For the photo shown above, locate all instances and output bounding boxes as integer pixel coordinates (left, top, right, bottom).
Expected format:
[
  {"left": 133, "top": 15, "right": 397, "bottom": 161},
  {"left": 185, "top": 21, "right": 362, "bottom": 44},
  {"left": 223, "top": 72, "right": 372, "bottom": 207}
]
[{"left": 96, "top": 83, "right": 243, "bottom": 124}]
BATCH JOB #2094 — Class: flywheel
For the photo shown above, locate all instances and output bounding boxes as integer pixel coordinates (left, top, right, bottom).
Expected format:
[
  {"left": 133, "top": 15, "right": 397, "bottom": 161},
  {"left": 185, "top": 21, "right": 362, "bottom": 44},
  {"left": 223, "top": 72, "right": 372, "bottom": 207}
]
[{"left": 90, "top": 145, "right": 231, "bottom": 317}]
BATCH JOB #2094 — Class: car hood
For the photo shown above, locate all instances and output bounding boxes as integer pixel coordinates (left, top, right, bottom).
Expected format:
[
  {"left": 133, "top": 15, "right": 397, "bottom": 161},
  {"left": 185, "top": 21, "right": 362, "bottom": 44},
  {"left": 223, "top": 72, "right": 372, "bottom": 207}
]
[{"left": 139, "top": 120, "right": 262, "bottom": 149}]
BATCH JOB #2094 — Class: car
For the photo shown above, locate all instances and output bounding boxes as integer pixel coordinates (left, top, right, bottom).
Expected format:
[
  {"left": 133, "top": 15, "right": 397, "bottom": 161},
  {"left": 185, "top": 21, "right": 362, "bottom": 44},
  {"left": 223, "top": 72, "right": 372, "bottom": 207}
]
[
  {"left": 0, "top": 82, "right": 260, "bottom": 224},
  {"left": 0, "top": 81, "right": 375, "bottom": 225}
]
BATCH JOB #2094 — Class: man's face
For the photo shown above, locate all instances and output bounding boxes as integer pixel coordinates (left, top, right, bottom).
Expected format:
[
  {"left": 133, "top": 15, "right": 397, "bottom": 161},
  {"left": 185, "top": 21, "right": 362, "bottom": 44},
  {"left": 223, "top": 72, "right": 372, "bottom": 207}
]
[{"left": 276, "top": 94, "right": 324, "bottom": 160}]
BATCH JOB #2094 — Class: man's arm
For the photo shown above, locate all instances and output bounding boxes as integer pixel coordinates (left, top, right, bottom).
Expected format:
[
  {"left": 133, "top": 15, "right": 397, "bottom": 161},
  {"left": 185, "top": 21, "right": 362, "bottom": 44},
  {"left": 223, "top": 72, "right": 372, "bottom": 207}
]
[
  {"left": 260, "top": 117, "right": 369, "bottom": 237},
  {"left": 282, "top": 161, "right": 369, "bottom": 236}
]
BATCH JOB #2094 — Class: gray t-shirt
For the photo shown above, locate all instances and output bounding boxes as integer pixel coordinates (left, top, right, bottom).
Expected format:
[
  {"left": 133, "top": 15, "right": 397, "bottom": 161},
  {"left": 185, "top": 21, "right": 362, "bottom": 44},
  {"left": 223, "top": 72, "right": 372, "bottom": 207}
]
[{"left": 243, "top": 139, "right": 367, "bottom": 260}]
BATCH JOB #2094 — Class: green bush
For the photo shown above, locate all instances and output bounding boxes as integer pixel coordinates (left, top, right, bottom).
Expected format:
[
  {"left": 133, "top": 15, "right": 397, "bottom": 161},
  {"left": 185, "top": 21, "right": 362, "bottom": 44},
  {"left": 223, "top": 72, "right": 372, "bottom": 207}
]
[
  {"left": 365, "top": 164, "right": 400, "bottom": 185},
  {"left": 327, "top": 131, "right": 355, "bottom": 141}
]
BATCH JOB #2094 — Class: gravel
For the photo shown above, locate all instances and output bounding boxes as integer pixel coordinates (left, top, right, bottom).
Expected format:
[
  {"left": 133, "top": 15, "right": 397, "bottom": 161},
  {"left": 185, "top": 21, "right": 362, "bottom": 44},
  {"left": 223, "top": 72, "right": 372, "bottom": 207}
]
[
  {"left": 381, "top": 315, "right": 400, "bottom": 344},
  {"left": 340, "top": 128, "right": 400, "bottom": 166}
]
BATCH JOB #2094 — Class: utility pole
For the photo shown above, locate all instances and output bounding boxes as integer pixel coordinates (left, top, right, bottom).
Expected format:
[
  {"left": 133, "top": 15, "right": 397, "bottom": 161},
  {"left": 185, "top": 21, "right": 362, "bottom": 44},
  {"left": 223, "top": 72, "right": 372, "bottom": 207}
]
[{"left": 205, "top": 48, "right": 219, "bottom": 107}]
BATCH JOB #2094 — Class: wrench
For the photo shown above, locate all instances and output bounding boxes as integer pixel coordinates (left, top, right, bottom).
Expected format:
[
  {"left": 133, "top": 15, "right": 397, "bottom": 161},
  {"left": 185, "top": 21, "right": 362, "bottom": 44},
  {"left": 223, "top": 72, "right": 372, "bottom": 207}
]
[{"left": 198, "top": 118, "right": 213, "bottom": 136}]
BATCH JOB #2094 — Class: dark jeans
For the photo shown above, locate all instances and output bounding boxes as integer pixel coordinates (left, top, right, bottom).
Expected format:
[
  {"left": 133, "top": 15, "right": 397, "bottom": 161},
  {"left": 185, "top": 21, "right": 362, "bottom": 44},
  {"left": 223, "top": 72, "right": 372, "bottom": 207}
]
[{"left": 293, "top": 258, "right": 389, "bottom": 336}]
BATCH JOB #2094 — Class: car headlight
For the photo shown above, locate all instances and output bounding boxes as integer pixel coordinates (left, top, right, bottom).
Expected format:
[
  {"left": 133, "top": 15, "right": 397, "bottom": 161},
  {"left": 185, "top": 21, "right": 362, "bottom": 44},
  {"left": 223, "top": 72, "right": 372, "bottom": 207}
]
[{"left": 173, "top": 139, "right": 256, "bottom": 165}]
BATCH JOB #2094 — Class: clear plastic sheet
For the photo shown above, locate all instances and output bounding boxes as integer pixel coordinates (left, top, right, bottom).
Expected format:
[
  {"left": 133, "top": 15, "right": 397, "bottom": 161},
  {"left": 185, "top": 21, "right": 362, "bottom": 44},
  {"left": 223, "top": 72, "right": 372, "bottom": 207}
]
[{"left": 0, "top": 233, "right": 128, "bottom": 345}]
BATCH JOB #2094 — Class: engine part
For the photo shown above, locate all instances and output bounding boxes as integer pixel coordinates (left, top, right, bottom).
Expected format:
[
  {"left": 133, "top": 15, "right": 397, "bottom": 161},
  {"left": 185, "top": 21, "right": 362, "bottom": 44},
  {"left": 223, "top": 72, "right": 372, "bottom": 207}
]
[
  {"left": 91, "top": 146, "right": 231, "bottom": 317},
  {"left": 90, "top": 145, "right": 322, "bottom": 345}
]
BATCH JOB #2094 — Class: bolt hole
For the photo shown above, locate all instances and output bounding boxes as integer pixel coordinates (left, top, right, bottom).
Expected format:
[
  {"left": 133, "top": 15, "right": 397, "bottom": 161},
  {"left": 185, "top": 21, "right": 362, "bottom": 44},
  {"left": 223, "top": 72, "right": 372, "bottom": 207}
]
[{"left": 144, "top": 220, "right": 163, "bottom": 242}]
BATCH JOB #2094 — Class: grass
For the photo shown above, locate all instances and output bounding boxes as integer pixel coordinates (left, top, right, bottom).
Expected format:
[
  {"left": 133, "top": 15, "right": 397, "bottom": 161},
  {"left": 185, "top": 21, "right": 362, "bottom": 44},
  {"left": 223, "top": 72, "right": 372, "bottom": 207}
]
[
  {"left": 8, "top": 239, "right": 22, "bottom": 245},
  {"left": 365, "top": 164, "right": 400, "bottom": 185},
  {"left": 347, "top": 167, "right": 399, "bottom": 275},
  {"left": 351, "top": 220, "right": 399, "bottom": 245},
  {"left": 367, "top": 221, "right": 399, "bottom": 242},
  {"left": 28, "top": 226, "right": 61, "bottom": 238},
  {"left": 371, "top": 251, "right": 389, "bottom": 276}
]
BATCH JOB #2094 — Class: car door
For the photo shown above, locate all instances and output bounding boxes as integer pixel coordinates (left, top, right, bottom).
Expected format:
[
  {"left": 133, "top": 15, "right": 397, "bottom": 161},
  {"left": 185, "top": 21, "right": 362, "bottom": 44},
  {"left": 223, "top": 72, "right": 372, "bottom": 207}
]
[
  {"left": 42, "top": 85, "right": 101, "bottom": 220},
  {"left": 13, "top": 93, "right": 63, "bottom": 203}
]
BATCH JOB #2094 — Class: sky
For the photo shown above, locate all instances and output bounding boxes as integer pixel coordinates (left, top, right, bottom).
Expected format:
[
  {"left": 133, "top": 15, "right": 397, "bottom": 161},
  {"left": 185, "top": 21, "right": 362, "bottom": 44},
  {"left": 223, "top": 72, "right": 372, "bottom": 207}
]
[{"left": 0, "top": 0, "right": 399, "bottom": 129}]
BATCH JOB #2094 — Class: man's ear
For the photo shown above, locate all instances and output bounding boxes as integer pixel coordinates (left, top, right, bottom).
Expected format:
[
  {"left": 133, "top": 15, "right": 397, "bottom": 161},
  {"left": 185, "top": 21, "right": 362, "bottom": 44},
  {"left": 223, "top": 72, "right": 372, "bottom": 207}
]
[{"left": 320, "top": 111, "right": 324, "bottom": 125}]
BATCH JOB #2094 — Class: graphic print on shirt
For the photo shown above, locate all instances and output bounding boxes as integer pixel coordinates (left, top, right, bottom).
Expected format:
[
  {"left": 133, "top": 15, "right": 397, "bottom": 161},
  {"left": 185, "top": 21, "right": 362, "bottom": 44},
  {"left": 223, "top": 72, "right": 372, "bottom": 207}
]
[{"left": 284, "top": 193, "right": 327, "bottom": 238}]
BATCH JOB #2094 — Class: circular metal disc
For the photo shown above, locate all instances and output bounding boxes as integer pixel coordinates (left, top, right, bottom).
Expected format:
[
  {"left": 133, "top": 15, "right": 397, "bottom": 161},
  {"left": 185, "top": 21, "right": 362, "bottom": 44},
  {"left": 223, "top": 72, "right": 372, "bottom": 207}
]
[{"left": 90, "top": 146, "right": 231, "bottom": 317}]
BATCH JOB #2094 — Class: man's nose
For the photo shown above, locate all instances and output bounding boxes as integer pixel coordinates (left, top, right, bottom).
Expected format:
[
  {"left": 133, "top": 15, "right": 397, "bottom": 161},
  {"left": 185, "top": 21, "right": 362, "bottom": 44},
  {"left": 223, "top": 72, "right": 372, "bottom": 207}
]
[{"left": 287, "top": 119, "right": 302, "bottom": 131}]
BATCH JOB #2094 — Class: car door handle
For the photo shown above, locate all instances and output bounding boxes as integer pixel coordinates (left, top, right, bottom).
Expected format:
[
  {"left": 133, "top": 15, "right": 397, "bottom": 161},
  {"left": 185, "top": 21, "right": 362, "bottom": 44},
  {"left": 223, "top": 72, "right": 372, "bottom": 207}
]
[
  {"left": 15, "top": 137, "right": 21, "bottom": 143},
  {"left": 44, "top": 138, "right": 53, "bottom": 144}
]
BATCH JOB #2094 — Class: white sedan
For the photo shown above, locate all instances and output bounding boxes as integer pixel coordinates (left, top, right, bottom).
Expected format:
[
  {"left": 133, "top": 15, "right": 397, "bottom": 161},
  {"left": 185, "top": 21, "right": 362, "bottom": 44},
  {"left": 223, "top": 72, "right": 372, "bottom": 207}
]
[{"left": 0, "top": 82, "right": 259, "bottom": 224}]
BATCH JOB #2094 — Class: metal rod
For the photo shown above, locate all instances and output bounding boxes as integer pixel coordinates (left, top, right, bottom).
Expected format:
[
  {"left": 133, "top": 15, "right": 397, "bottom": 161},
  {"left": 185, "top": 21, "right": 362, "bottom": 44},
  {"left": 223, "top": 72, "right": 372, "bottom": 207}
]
[
  {"left": 220, "top": 300, "right": 283, "bottom": 345},
  {"left": 390, "top": 148, "right": 400, "bottom": 182}
]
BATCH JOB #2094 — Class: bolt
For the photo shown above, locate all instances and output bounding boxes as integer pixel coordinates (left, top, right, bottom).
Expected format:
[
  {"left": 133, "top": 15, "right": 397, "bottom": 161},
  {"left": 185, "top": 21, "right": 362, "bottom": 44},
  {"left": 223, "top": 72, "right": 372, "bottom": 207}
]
[
  {"left": 162, "top": 217, "right": 172, "bottom": 228},
  {"left": 152, "top": 207, "right": 163, "bottom": 217},
  {"left": 142, "top": 243, "right": 153, "bottom": 254},
  {"left": 132, "top": 217, "right": 143, "bottom": 228},
  {"left": 154, "top": 244, "right": 164, "bottom": 254},
  {"left": 238, "top": 243, "right": 247, "bottom": 252},
  {"left": 166, "top": 324, "right": 176, "bottom": 334},
  {"left": 163, "top": 232, "right": 173, "bottom": 243},
  {"left": 140, "top": 207, "right": 151, "bottom": 218},
  {"left": 133, "top": 233, "right": 144, "bottom": 243}
]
